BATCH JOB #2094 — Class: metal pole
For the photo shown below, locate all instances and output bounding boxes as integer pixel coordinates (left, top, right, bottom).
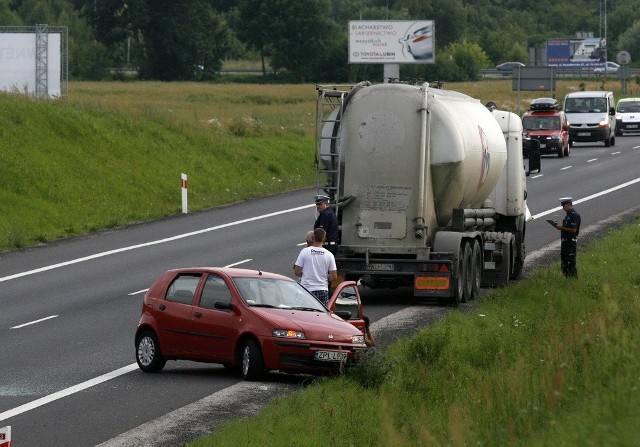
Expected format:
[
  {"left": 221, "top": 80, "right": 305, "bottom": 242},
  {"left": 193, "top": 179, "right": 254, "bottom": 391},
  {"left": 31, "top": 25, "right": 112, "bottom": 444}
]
[{"left": 604, "top": 0, "right": 608, "bottom": 64}]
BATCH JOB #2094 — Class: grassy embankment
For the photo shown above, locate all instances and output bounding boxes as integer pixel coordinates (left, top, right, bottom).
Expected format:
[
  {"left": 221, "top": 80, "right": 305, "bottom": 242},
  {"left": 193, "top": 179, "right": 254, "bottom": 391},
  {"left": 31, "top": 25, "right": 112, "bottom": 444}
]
[
  {"left": 0, "top": 82, "right": 317, "bottom": 251},
  {"left": 0, "top": 78, "right": 635, "bottom": 253},
  {"left": 189, "top": 220, "right": 640, "bottom": 446}
]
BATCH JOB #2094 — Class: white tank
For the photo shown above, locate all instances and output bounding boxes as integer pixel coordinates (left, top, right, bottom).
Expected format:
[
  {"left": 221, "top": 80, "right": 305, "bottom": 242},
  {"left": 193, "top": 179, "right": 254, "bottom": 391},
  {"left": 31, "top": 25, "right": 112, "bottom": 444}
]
[{"left": 335, "top": 83, "right": 508, "bottom": 245}]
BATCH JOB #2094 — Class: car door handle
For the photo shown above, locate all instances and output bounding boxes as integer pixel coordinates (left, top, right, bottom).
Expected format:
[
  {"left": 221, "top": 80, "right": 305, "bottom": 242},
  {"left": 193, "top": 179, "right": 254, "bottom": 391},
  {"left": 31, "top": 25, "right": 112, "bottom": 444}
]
[
  {"left": 194, "top": 312, "right": 202, "bottom": 319},
  {"left": 159, "top": 304, "right": 166, "bottom": 311}
]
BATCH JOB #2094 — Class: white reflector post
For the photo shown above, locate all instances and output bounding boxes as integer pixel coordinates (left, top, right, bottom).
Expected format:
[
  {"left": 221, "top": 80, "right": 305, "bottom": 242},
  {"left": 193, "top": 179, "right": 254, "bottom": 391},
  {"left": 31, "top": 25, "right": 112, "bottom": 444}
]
[
  {"left": 181, "top": 173, "right": 188, "bottom": 214},
  {"left": 0, "top": 425, "right": 11, "bottom": 447}
]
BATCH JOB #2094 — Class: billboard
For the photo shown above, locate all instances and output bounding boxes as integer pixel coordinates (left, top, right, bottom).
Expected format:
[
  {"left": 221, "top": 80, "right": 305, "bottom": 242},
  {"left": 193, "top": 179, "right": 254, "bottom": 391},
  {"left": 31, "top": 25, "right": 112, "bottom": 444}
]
[
  {"left": 349, "top": 20, "right": 435, "bottom": 64},
  {"left": 547, "top": 37, "right": 606, "bottom": 69},
  {"left": 0, "top": 32, "right": 62, "bottom": 96}
]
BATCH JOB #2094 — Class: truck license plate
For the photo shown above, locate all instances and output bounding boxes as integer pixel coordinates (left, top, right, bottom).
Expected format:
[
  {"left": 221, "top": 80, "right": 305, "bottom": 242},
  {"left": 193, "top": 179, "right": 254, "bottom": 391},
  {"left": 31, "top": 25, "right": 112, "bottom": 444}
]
[
  {"left": 628, "top": 124, "right": 638, "bottom": 129},
  {"left": 539, "top": 143, "right": 546, "bottom": 148},
  {"left": 366, "top": 263, "right": 394, "bottom": 271},
  {"left": 315, "top": 350, "right": 348, "bottom": 362},
  {"left": 578, "top": 132, "right": 590, "bottom": 136}
]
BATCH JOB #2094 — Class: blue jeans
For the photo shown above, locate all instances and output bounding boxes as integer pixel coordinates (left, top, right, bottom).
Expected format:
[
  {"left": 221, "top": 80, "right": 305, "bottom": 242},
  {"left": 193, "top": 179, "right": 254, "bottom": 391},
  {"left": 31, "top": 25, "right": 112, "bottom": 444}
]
[{"left": 310, "top": 290, "right": 329, "bottom": 306}]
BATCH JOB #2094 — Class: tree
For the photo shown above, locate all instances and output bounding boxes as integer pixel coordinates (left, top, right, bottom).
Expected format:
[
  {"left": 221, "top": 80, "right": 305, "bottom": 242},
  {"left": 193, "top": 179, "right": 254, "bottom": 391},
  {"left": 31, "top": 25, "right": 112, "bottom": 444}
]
[
  {"left": 617, "top": 20, "right": 640, "bottom": 63},
  {"left": 265, "top": 0, "right": 346, "bottom": 82},
  {"left": 435, "top": 40, "right": 491, "bottom": 82},
  {"left": 0, "top": 0, "right": 22, "bottom": 24},
  {"left": 394, "top": 0, "right": 466, "bottom": 48},
  {"left": 137, "top": 1, "right": 232, "bottom": 80},
  {"left": 237, "top": 0, "right": 274, "bottom": 76}
]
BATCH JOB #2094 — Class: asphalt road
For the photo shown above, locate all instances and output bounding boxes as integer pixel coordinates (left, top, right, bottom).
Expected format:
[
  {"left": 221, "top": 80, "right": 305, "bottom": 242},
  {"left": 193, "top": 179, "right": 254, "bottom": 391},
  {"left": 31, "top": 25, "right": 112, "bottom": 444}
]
[{"left": 1, "top": 135, "right": 639, "bottom": 446}]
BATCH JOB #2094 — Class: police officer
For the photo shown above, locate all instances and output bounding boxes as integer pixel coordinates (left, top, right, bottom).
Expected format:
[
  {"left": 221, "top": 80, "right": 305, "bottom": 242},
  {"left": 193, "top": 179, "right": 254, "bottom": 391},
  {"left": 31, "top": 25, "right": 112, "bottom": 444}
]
[
  {"left": 313, "top": 194, "right": 338, "bottom": 255},
  {"left": 550, "top": 197, "right": 581, "bottom": 277}
]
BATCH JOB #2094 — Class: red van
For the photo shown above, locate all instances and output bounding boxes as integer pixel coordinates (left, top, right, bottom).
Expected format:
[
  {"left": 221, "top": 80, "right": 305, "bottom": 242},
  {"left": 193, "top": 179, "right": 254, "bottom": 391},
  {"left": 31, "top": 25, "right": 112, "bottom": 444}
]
[{"left": 522, "top": 98, "right": 570, "bottom": 158}]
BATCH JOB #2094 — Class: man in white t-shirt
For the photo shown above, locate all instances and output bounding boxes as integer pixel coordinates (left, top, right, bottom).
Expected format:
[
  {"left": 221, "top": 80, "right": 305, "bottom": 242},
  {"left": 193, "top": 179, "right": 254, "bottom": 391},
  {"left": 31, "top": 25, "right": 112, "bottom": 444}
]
[{"left": 294, "top": 228, "right": 337, "bottom": 306}]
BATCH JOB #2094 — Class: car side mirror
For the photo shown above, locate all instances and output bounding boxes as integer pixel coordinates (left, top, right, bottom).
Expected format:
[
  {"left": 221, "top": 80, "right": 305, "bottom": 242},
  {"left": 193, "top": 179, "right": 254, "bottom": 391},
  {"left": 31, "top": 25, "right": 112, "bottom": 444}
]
[
  {"left": 214, "top": 301, "right": 234, "bottom": 311},
  {"left": 609, "top": 107, "right": 615, "bottom": 116},
  {"left": 334, "top": 310, "right": 352, "bottom": 320}
]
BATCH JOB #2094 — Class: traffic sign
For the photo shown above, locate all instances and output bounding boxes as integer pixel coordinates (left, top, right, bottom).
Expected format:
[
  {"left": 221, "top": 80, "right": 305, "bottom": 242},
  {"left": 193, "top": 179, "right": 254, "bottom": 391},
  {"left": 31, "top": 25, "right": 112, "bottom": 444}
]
[{"left": 616, "top": 51, "right": 631, "bottom": 65}]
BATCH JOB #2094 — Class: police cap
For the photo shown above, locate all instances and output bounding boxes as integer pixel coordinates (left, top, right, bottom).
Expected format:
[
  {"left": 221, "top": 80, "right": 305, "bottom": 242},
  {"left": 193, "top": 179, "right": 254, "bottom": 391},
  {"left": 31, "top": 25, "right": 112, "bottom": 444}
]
[
  {"left": 314, "top": 194, "right": 330, "bottom": 204},
  {"left": 559, "top": 197, "right": 573, "bottom": 205}
]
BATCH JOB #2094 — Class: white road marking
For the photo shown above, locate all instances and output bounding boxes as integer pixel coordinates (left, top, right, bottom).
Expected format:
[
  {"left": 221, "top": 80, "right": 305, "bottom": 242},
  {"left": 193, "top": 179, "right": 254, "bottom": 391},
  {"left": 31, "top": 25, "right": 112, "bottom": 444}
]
[
  {"left": 0, "top": 363, "right": 138, "bottom": 422},
  {"left": 587, "top": 158, "right": 598, "bottom": 162},
  {"left": 128, "top": 289, "right": 148, "bottom": 296},
  {"left": 611, "top": 151, "right": 621, "bottom": 155},
  {"left": 10, "top": 315, "right": 58, "bottom": 329},
  {"left": 224, "top": 259, "right": 253, "bottom": 268},
  {"left": 531, "top": 174, "right": 544, "bottom": 179},
  {"left": 0, "top": 204, "right": 315, "bottom": 284},
  {"left": 531, "top": 177, "right": 640, "bottom": 219},
  {"left": 560, "top": 166, "right": 572, "bottom": 170}
]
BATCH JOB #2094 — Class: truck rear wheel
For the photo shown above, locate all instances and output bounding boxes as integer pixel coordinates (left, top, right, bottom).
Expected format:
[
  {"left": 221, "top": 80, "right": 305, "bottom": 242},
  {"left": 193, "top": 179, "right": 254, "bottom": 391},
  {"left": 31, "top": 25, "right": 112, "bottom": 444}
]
[
  {"left": 451, "top": 249, "right": 465, "bottom": 307},
  {"left": 462, "top": 242, "right": 473, "bottom": 303},
  {"left": 471, "top": 240, "right": 482, "bottom": 299},
  {"left": 510, "top": 233, "right": 524, "bottom": 280}
]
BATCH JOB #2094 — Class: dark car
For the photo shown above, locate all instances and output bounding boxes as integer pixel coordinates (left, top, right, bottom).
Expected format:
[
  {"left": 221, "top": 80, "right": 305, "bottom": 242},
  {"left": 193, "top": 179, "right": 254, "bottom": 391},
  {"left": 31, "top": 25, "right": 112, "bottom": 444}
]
[
  {"left": 522, "top": 98, "right": 570, "bottom": 158},
  {"left": 496, "top": 61, "right": 525, "bottom": 73},
  {"left": 135, "top": 267, "right": 367, "bottom": 381}
]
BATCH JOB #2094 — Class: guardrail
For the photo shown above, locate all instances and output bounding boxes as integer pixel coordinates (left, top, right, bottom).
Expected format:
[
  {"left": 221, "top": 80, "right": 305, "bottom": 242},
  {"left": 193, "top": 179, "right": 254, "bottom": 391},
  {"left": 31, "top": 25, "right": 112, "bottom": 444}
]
[{"left": 480, "top": 68, "right": 640, "bottom": 79}]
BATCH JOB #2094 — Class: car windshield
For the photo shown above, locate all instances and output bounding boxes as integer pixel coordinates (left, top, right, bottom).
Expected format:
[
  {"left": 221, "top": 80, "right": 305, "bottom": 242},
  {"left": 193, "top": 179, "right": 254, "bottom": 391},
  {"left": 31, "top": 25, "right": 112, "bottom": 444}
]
[
  {"left": 232, "top": 277, "right": 326, "bottom": 311},
  {"left": 523, "top": 116, "right": 560, "bottom": 130},
  {"left": 618, "top": 102, "right": 640, "bottom": 113},
  {"left": 565, "top": 98, "right": 607, "bottom": 113}
]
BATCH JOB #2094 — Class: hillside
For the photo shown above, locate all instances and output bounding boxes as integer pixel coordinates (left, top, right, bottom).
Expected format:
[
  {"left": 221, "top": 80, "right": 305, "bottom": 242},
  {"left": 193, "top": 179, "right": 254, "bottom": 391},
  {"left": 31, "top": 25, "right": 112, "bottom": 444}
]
[{"left": 0, "top": 83, "right": 316, "bottom": 251}]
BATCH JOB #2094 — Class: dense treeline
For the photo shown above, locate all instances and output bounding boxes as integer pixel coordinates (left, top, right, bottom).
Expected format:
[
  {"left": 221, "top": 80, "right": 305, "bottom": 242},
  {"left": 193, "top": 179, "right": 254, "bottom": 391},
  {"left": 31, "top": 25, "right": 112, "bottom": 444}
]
[{"left": 2, "top": 0, "right": 640, "bottom": 82}]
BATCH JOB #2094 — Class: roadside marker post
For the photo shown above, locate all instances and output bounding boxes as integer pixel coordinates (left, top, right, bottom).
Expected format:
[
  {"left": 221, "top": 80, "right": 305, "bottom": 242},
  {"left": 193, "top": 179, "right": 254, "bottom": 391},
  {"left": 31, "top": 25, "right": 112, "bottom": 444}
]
[
  {"left": 0, "top": 425, "right": 11, "bottom": 447},
  {"left": 181, "top": 173, "right": 188, "bottom": 214}
]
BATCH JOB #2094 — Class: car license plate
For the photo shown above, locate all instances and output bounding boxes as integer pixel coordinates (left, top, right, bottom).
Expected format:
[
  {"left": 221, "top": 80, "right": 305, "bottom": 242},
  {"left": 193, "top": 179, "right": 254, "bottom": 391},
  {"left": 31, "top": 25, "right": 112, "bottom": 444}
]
[
  {"left": 628, "top": 124, "right": 638, "bottom": 129},
  {"left": 578, "top": 132, "right": 590, "bottom": 136},
  {"left": 366, "top": 263, "right": 394, "bottom": 271},
  {"left": 315, "top": 350, "right": 348, "bottom": 362},
  {"left": 539, "top": 143, "right": 546, "bottom": 148}
]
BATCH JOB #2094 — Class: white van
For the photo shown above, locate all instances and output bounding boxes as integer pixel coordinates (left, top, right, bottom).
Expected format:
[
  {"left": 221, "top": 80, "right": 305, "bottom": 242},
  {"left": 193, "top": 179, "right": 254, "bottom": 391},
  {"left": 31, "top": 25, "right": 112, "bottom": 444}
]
[
  {"left": 615, "top": 97, "right": 640, "bottom": 136},
  {"left": 563, "top": 91, "right": 616, "bottom": 147}
]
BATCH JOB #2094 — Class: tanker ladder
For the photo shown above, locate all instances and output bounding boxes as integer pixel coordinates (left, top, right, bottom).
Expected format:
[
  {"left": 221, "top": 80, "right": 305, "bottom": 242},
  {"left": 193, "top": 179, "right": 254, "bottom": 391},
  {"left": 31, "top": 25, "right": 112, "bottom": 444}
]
[{"left": 315, "top": 84, "right": 352, "bottom": 213}]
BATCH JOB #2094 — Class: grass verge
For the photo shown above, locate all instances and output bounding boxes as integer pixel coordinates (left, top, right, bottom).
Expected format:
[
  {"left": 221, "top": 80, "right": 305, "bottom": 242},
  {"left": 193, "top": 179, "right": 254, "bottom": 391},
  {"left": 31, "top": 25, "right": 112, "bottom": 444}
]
[{"left": 188, "top": 217, "right": 640, "bottom": 446}]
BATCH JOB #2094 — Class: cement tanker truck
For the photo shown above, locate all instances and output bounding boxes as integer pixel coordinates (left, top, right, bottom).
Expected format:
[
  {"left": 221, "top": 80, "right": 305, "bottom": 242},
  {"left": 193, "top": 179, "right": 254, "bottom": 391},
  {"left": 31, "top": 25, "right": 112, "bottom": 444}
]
[{"left": 315, "top": 81, "right": 541, "bottom": 305}]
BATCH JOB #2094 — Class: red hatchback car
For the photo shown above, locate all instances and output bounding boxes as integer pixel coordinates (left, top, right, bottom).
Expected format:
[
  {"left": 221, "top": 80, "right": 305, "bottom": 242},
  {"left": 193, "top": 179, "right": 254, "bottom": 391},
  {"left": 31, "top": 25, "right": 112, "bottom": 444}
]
[{"left": 135, "top": 267, "right": 367, "bottom": 380}]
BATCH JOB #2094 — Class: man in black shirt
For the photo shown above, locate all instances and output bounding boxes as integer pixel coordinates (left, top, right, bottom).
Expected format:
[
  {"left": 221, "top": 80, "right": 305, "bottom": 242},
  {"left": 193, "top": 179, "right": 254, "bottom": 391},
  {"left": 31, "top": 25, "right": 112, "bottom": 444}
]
[
  {"left": 550, "top": 197, "right": 581, "bottom": 277},
  {"left": 313, "top": 194, "right": 338, "bottom": 255}
]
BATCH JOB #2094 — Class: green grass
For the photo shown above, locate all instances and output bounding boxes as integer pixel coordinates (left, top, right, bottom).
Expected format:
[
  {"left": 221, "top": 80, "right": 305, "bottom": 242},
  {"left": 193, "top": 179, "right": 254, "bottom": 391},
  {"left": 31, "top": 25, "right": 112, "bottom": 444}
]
[
  {"left": 0, "top": 84, "right": 316, "bottom": 250},
  {"left": 189, "top": 218, "right": 640, "bottom": 447}
]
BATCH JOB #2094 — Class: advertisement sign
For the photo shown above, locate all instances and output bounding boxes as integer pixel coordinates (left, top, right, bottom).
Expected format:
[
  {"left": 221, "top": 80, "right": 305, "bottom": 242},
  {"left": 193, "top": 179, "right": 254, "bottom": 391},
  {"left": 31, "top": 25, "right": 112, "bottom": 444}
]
[
  {"left": 547, "top": 37, "right": 606, "bottom": 69},
  {"left": 349, "top": 20, "right": 435, "bottom": 64},
  {"left": 0, "top": 33, "right": 62, "bottom": 96}
]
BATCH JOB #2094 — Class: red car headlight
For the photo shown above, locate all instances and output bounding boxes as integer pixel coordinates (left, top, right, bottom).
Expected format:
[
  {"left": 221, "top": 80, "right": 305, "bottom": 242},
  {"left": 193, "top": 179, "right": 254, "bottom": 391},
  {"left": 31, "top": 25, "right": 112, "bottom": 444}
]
[{"left": 272, "top": 329, "right": 306, "bottom": 339}]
